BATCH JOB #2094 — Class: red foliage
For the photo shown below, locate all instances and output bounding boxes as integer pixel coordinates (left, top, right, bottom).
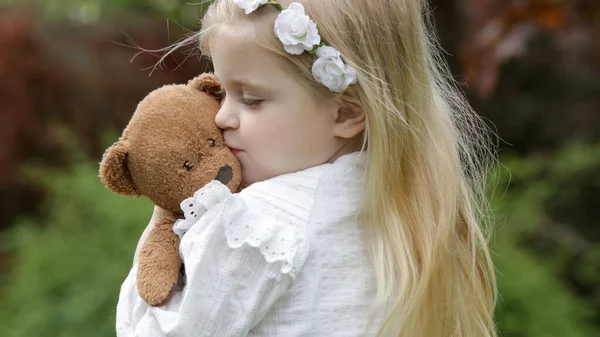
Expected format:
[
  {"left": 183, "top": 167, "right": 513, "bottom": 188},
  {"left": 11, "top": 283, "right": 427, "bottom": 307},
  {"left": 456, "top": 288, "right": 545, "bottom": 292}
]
[
  {"left": 460, "top": 0, "right": 571, "bottom": 98},
  {"left": 458, "top": 0, "right": 600, "bottom": 98}
]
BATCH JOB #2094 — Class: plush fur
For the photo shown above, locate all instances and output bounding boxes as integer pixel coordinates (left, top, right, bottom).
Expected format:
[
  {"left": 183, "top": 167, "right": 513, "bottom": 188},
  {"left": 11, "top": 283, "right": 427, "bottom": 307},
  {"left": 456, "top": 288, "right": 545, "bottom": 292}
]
[{"left": 99, "top": 73, "right": 242, "bottom": 306}]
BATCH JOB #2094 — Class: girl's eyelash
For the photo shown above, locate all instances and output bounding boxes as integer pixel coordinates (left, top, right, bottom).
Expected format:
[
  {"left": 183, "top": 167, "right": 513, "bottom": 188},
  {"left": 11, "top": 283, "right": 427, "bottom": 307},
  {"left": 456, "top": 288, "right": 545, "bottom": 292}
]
[
  {"left": 239, "top": 98, "right": 263, "bottom": 107},
  {"left": 218, "top": 88, "right": 262, "bottom": 107}
]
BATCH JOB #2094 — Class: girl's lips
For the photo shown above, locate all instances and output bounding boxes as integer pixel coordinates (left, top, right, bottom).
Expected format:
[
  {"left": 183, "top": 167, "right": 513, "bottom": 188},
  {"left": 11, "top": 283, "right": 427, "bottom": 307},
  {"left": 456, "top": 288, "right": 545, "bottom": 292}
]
[{"left": 228, "top": 147, "right": 242, "bottom": 155}]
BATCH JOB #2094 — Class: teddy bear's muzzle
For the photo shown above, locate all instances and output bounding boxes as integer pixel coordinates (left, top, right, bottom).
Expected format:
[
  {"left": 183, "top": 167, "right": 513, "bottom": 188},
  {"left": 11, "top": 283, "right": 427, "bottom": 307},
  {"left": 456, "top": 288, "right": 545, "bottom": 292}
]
[{"left": 215, "top": 165, "right": 233, "bottom": 185}]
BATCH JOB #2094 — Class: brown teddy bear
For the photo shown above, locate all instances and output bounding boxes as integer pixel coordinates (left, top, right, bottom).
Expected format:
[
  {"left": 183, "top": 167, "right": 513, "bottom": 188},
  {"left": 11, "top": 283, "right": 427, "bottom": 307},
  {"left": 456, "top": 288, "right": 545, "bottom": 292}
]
[{"left": 99, "top": 73, "right": 242, "bottom": 306}]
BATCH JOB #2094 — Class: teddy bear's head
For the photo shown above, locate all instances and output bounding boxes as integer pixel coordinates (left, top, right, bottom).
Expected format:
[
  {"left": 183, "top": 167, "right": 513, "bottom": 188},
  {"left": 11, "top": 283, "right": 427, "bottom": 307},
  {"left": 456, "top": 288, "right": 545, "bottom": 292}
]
[{"left": 99, "top": 74, "right": 242, "bottom": 215}]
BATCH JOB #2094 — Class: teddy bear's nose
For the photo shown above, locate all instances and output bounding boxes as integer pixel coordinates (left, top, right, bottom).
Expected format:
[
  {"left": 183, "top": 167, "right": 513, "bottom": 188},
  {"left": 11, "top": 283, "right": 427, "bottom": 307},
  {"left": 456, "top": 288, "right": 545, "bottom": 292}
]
[{"left": 215, "top": 165, "right": 233, "bottom": 185}]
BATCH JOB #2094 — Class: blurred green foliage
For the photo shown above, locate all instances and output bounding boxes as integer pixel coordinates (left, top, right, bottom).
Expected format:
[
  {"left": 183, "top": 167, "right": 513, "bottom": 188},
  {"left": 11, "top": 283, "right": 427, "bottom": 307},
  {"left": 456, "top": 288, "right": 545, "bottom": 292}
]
[
  {"left": 491, "top": 142, "right": 600, "bottom": 337},
  {"left": 0, "top": 0, "right": 209, "bottom": 25},
  {"left": 0, "top": 161, "right": 152, "bottom": 337},
  {"left": 0, "top": 142, "right": 598, "bottom": 336}
]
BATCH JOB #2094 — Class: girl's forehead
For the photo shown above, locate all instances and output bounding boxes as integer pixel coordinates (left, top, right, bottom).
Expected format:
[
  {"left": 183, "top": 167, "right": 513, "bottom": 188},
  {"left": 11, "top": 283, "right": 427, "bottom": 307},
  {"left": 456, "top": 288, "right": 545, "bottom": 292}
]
[
  {"left": 210, "top": 29, "right": 293, "bottom": 84},
  {"left": 209, "top": 25, "right": 255, "bottom": 52},
  {"left": 209, "top": 16, "right": 273, "bottom": 49}
]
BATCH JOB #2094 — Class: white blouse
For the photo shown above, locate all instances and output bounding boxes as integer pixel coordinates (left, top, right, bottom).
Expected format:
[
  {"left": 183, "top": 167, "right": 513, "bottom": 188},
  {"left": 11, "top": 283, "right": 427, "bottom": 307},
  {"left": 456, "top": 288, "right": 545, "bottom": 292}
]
[{"left": 116, "top": 152, "right": 385, "bottom": 336}]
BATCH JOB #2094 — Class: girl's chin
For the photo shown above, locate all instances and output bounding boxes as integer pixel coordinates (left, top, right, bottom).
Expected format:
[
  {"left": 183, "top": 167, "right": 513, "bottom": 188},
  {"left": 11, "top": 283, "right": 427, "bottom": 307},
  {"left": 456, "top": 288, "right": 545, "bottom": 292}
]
[
  {"left": 241, "top": 173, "right": 256, "bottom": 187},
  {"left": 239, "top": 161, "right": 280, "bottom": 186},
  {"left": 241, "top": 170, "right": 271, "bottom": 187}
]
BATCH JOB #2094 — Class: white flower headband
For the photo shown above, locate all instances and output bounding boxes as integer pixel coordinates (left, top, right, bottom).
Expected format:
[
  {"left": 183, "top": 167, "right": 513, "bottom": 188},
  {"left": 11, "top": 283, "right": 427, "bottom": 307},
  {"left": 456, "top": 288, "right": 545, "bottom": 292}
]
[{"left": 233, "top": 0, "right": 357, "bottom": 93}]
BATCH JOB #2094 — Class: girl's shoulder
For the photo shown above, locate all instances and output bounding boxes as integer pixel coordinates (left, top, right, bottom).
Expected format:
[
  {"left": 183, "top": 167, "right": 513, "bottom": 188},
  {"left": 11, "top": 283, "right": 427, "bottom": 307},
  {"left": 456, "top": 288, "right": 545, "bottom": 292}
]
[
  {"left": 239, "top": 167, "right": 323, "bottom": 222},
  {"left": 173, "top": 152, "right": 365, "bottom": 275},
  {"left": 240, "top": 151, "right": 365, "bottom": 219}
]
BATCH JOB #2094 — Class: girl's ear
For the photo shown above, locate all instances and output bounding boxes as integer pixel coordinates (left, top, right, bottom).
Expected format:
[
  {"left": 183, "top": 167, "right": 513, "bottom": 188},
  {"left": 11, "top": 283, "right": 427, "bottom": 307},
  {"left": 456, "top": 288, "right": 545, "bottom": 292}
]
[
  {"left": 99, "top": 141, "right": 139, "bottom": 196},
  {"left": 333, "top": 86, "right": 366, "bottom": 139},
  {"left": 188, "top": 73, "right": 223, "bottom": 102}
]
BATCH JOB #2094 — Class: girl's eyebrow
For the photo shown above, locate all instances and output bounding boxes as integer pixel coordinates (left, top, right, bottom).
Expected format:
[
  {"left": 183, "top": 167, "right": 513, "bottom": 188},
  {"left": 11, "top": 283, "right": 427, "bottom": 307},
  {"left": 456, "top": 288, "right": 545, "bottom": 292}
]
[
  {"left": 215, "top": 74, "right": 270, "bottom": 93},
  {"left": 238, "top": 79, "right": 270, "bottom": 92}
]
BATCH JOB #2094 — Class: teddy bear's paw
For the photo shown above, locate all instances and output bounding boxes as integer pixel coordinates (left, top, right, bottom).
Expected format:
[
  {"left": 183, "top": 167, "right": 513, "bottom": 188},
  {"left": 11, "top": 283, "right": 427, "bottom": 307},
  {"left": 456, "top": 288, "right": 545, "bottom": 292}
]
[{"left": 136, "top": 263, "right": 182, "bottom": 306}]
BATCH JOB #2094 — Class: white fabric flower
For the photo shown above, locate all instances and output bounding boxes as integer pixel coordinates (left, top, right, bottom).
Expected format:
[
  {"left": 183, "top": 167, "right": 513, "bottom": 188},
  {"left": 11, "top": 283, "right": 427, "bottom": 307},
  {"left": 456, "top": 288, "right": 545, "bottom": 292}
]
[
  {"left": 311, "top": 46, "right": 357, "bottom": 92},
  {"left": 274, "top": 3, "right": 320, "bottom": 55},
  {"left": 234, "top": 0, "right": 268, "bottom": 14}
]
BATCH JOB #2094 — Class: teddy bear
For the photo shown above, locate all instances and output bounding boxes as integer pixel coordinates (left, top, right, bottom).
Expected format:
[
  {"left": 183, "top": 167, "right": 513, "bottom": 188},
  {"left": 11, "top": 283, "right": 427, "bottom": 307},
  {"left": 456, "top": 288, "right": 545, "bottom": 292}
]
[{"left": 99, "top": 73, "right": 242, "bottom": 306}]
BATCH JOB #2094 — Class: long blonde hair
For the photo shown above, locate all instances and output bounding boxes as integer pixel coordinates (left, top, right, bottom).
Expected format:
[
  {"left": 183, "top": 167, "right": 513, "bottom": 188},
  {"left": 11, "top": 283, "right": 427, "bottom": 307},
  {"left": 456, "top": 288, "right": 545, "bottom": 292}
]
[{"left": 167, "top": 0, "right": 498, "bottom": 335}]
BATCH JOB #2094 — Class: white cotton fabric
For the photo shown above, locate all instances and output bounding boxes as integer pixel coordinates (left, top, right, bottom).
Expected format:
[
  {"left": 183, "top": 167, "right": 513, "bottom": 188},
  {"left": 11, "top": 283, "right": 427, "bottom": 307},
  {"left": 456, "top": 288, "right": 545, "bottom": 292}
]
[{"left": 116, "top": 152, "right": 386, "bottom": 336}]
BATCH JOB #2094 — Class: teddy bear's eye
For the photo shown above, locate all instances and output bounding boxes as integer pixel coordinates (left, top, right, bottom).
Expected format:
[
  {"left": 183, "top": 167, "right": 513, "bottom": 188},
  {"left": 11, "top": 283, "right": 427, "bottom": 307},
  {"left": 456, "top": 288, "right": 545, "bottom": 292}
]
[
  {"left": 183, "top": 161, "right": 193, "bottom": 171},
  {"left": 208, "top": 138, "right": 216, "bottom": 147}
]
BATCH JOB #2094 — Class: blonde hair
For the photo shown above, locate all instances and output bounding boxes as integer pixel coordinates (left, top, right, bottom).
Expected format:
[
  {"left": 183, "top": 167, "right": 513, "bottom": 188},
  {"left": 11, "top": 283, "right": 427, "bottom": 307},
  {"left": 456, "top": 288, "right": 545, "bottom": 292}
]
[{"left": 167, "top": 0, "right": 498, "bottom": 335}]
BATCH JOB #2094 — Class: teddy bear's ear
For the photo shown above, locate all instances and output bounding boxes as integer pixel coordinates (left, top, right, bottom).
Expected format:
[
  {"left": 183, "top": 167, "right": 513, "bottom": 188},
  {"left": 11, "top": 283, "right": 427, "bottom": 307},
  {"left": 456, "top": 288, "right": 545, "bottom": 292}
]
[
  {"left": 188, "top": 73, "right": 223, "bottom": 101},
  {"left": 99, "top": 140, "right": 139, "bottom": 196}
]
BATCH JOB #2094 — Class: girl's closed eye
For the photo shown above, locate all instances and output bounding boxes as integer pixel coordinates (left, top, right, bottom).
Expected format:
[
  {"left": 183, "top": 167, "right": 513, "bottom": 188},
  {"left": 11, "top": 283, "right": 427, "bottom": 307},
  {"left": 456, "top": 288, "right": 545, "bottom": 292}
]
[{"left": 239, "top": 97, "right": 263, "bottom": 107}]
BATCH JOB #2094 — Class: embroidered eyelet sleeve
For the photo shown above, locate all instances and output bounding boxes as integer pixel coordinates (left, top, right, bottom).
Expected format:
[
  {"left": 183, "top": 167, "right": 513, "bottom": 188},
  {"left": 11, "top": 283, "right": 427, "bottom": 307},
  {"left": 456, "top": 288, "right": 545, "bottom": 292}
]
[{"left": 116, "top": 181, "right": 309, "bottom": 337}]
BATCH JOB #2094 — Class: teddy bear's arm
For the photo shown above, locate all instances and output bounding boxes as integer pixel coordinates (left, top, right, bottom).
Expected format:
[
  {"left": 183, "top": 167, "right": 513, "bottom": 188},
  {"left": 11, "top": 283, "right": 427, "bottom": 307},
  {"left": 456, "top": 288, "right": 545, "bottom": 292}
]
[
  {"left": 133, "top": 206, "right": 173, "bottom": 266},
  {"left": 136, "top": 212, "right": 182, "bottom": 306}
]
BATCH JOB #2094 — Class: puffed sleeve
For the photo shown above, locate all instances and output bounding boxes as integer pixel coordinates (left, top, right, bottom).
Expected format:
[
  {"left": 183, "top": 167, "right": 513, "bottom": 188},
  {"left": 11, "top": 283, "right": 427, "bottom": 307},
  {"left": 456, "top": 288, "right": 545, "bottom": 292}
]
[{"left": 115, "top": 181, "right": 309, "bottom": 337}]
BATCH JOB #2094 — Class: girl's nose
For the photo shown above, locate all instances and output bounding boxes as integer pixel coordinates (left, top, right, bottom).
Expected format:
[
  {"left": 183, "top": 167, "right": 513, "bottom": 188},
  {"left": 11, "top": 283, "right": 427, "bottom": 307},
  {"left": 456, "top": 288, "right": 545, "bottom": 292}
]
[{"left": 215, "top": 99, "right": 239, "bottom": 130}]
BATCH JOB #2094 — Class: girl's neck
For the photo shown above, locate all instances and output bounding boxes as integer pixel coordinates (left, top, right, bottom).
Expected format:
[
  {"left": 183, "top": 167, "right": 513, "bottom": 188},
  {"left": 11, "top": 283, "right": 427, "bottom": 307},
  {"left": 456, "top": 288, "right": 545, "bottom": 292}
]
[{"left": 327, "top": 134, "right": 365, "bottom": 164}]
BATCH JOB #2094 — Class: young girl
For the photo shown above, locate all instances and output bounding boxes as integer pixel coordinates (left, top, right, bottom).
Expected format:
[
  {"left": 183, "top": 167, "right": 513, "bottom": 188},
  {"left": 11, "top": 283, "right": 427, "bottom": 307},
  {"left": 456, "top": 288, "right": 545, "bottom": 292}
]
[{"left": 116, "top": 0, "right": 497, "bottom": 336}]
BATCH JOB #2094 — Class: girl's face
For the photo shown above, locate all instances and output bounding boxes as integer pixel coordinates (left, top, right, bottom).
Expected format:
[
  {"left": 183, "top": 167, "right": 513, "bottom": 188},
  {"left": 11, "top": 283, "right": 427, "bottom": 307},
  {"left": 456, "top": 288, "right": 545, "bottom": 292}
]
[{"left": 210, "top": 28, "right": 350, "bottom": 185}]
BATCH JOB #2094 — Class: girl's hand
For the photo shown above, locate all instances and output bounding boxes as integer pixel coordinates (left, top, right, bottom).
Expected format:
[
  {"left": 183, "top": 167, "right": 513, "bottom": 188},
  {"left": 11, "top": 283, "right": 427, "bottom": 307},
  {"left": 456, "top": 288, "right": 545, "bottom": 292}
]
[{"left": 133, "top": 205, "right": 171, "bottom": 265}]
